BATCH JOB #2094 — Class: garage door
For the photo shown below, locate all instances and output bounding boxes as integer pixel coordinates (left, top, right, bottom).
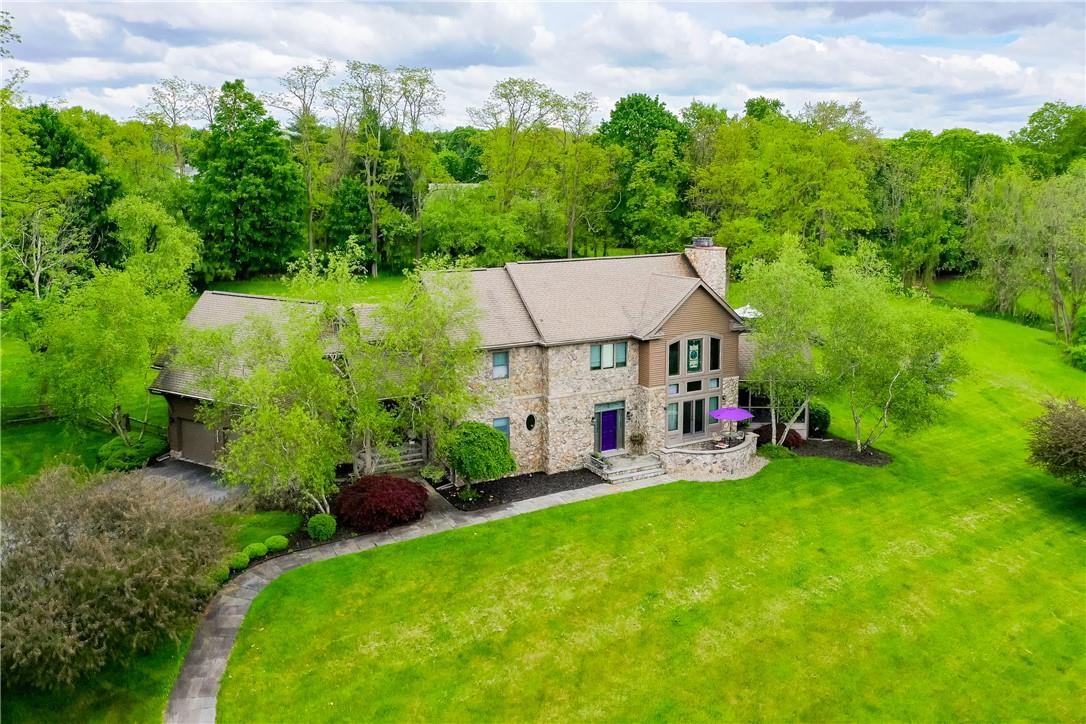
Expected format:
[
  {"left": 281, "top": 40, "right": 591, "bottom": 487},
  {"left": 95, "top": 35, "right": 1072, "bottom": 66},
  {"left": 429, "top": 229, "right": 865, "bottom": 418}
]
[{"left": 180, "top": 419, "right": 220, "bottom": 466}]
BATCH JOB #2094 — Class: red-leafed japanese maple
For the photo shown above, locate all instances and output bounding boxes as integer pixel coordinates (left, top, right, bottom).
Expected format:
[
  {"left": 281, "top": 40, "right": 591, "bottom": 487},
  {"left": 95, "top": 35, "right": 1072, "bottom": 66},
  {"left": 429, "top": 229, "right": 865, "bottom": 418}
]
[{"left": 334, "top": 476, "right": 429, "bottom": 532}]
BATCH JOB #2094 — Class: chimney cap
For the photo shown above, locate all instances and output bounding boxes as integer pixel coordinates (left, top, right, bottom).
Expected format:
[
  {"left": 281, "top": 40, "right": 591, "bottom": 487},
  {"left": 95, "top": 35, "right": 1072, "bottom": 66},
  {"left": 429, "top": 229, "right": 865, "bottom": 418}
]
[{"left": 690, "top": 236, "right": 715, "bottom": 248}]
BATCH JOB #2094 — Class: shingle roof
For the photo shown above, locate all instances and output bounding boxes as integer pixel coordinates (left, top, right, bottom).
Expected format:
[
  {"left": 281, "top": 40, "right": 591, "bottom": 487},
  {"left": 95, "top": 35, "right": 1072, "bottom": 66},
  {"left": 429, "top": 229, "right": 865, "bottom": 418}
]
[
  {"left": 470, "top": 253, "right": 741, "bottom": 347},
  {"left": 151, "top": 291, "right": 337, "bottom": 399}
]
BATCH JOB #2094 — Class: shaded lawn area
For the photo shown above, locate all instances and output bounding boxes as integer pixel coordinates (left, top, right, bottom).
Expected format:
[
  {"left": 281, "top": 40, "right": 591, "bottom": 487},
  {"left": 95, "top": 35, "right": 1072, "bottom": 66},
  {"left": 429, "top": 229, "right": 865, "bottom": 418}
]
[
  {"left": 218, "top": 314, "right": 1086, "bottom": 722},
  {"left": 1, "top": 634, "right": 193, "bottom": 724},
  {"left": 0, "top": 421, "right": 113, "bottom": 486}
]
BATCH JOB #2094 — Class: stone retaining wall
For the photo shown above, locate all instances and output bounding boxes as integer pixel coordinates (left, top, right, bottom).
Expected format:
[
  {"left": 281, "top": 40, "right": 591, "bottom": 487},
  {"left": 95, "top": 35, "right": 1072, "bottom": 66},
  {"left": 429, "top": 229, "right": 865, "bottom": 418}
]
[{"left": 657, "top": 433, "right": 759, "bottom": 478}]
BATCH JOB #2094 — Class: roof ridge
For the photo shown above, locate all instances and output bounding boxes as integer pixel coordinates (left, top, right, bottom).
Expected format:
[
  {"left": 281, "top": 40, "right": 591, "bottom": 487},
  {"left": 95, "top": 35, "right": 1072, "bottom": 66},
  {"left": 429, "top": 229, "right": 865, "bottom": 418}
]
[
  {"left": 501, "top": 265, "right": 544, "bottom": 344},
  {"left": 204, "top": 290, "right": 319, "bottom": 305},
  {"left": 509, "top": 252, "right": 682, "bottom": 266}
]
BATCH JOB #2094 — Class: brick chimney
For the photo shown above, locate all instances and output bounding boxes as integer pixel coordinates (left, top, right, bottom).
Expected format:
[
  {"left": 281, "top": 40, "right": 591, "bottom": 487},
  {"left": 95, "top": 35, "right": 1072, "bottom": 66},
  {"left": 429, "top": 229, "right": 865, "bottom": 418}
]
[{"left": 684, "top": 237, "right": 728, "bottom": 299}]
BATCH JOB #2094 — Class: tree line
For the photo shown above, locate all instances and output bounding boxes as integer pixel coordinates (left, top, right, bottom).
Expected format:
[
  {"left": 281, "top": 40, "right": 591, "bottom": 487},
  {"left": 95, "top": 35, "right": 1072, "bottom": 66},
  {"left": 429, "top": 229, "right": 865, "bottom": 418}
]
[{"left": 2, "top": 16, "right": 1084, "bottom": 427}]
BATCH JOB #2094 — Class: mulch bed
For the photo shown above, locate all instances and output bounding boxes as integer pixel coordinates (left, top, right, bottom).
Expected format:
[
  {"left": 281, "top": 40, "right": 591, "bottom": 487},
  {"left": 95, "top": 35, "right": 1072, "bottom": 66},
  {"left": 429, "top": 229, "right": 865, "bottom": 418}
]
[
  {"left": 436, "top": 468, "right": 603, "bottom": 512},
  {"left": 792, "top": 436, "right": 892, "bottom": 467}
]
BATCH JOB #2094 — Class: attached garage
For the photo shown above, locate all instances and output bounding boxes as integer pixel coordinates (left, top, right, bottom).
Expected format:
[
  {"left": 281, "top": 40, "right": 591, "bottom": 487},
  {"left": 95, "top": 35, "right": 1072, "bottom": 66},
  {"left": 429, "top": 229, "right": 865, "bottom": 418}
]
[{"left": 164, "top": 395, "right": 222, "bottom": 467}]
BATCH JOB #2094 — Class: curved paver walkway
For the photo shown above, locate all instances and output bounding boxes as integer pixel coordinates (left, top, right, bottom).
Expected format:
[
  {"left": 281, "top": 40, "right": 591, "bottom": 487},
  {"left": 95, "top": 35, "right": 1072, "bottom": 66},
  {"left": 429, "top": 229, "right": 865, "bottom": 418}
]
[{"left": 164, "top": 461, "right": 765, "bottom": 723}]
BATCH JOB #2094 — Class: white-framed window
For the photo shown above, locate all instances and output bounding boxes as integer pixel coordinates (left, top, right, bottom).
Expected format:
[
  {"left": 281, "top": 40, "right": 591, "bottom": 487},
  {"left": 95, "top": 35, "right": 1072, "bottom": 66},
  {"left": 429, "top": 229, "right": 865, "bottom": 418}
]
[
  {"left": 667, "top": 403, "right": 679, "bottom": 432},
  {"left": 708, "top": 377, "right": 720, "bottom": 389},
  {"left": 493, "top": 417, "right": 510, "bottom": 440},
  {"left": 492, "top": 350, "right": 509, "bottom": 379},
  {"left": 590, "top": 342, "right": 627, "bottom": 370}
]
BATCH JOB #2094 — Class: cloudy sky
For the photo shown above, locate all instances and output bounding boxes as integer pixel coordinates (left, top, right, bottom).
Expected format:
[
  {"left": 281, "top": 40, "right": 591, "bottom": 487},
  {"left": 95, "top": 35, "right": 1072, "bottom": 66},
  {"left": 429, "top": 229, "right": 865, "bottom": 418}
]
[{"left": 6, "top": 1, "right": 1085, "bottom": 136}]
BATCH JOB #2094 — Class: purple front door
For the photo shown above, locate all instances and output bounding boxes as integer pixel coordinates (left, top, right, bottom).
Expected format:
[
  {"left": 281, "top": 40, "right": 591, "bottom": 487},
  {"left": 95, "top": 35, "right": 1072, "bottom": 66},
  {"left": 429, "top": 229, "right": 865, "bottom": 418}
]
[{"left": 599, "top": 409, "right": 619, "bottom": 452}]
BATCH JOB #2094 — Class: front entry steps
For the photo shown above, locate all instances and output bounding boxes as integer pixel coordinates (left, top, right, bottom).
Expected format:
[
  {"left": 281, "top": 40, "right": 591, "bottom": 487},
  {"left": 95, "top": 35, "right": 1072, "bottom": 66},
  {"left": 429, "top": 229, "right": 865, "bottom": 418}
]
[{"left": 586, "top": 453, "right": 665, "bottom": 484}]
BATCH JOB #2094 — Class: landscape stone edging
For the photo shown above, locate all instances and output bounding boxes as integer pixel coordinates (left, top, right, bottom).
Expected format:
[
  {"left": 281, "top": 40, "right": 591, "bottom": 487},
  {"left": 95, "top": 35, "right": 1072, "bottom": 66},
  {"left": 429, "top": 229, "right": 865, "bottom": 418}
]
[{"left": 164, "top": 466, "right": 764, "bottom": 724}]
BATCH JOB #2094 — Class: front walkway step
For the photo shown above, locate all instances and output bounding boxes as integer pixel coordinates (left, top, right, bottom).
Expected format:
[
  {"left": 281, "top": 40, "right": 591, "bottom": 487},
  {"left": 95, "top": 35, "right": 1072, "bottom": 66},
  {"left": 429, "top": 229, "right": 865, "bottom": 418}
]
[{"left": 585, "top": 453, "right": 665, "bottom": 483}]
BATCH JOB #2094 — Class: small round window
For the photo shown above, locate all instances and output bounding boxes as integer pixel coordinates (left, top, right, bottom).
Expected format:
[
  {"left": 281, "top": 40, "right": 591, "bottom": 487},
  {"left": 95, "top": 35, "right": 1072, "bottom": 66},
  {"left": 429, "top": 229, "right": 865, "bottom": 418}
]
[{"left": 525, "top": 414, "right": 536, "bottom": 431}]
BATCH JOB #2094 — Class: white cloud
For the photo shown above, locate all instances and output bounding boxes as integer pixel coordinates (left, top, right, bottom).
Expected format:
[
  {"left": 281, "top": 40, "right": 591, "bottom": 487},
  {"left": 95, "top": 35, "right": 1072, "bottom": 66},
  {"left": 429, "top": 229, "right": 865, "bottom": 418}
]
[{"left": 8, "top": 0, "right": 1083, "bottom": 135}]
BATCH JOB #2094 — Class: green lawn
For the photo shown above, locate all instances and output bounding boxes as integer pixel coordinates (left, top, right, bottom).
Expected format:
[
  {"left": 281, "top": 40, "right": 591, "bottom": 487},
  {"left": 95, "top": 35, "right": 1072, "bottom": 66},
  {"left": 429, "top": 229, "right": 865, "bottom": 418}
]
[
  {"left": 218, "top": 313, "right": 1085, "bottom": 722},
  {"left": 205, "top": 272, "right": 406, "bottom": 304},
  {"left": 217, "top": 509, "right": 303, "bottom": 548},
  {"left": 1, "top": 634, "right": 194, "bottom": 724},
  {"left": 930, "top": 275, "right": 1053, "bottom": 326}
]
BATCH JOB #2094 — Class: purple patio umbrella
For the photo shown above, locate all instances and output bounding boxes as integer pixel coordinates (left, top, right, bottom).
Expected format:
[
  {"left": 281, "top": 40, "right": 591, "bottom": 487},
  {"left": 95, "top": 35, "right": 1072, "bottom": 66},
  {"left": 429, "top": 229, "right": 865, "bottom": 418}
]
[{"left": 709, "top": 407, "right": 754, "bottom": 423}]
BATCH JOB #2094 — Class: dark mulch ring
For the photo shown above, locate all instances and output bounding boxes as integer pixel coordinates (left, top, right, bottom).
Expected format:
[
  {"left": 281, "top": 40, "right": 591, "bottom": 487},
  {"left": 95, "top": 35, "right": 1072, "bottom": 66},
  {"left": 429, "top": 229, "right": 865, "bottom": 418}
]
[
  {"left": 436, "top": 468, "right": 604, "bottom": 512},
  {"left": 792, "top": 435, "right": 893, "bottom": 467}
]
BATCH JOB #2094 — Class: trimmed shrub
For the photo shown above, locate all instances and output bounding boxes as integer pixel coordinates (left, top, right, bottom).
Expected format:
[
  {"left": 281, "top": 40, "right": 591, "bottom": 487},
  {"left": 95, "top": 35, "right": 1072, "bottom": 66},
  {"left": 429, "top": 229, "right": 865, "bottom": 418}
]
[
  {"left": 228, "top": 551, "right": 250, "bottom": 571},
  {"left": 334, "top": 476, "right": 429, "bottom": 532},
  {"left": 1, "top": 467, "right": 229, "bottom": 690},
  {"left": 758, "top": 444, "right": 796, "bottom": 459},
  {"left": 1066, "top": 344, "right": 1086, "bottom": 371},
  {"left": 242, "top": 542, "right": 268, "bottom": 560},
  {"left": 443, "top": 421, "right": 516, "bottom": 489},
  {"left": 96, "top": 435, "right": 169, "bottom": 472},
  {"left": 264, "top": 535, "right": 289, "bottom": 553},
  {"left": 307, "top": 513, "right": 337, "bottom": 541},
  {"left": 1026, "top": 398, "right": 1086, "bottom": 487},
  {"left": 755, "top": 424, "right": 806, "bottom": 448},
  {"left": 210, "top": 564, "right": 231, "bottom": 585},
  {"left": 808, "top": 401, "right": 831, "bottom": 436},
  {"left": 420, "top": 463, "right": 446, "bottom": 484}
]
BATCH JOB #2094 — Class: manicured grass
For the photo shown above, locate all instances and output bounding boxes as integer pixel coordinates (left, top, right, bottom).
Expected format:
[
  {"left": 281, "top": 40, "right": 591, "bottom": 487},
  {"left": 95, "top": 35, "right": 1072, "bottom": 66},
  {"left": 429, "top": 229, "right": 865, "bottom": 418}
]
[
  {"left": 1, "top": 634, "right": 193, "bottom": 724},
  {"left": 0, "top": 420, "right": 113, "bottom": 486},
  {"left": 218, "top": 510, "right": 304, "bottom": 548},
  {"left": 930, "top": 276, "right": 1053, "bottom": 326},
  {"left": 218, "top": 314, "right": 1085, "bottom": 722},
  {"left": 205, "top": 273, "right": 406, "bottom": 304}
]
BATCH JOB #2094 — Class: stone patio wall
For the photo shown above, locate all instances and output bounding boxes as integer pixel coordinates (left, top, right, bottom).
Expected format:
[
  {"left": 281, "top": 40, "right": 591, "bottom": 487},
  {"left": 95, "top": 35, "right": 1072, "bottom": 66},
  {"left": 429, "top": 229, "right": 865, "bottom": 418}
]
[{"left": 657, "top": 432, "right": 759, "bottom": 478}]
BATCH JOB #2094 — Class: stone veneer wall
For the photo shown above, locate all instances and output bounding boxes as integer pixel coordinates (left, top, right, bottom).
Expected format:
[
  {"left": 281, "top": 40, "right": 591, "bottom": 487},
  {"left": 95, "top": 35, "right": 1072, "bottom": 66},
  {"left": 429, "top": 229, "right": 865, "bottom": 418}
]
[
  {"left": 470, "top": 346, "right": 548, "bottom": 474},
  {"left": 683, "top": 245, "right": 728, "bottom": 299},
  {"left": 543, "top": 342, "right": 643, "bottom": 473}
]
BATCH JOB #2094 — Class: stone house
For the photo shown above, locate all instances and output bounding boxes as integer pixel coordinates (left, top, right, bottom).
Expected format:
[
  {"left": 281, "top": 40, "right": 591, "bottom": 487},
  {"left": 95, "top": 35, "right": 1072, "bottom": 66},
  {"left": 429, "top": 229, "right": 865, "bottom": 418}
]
[
  {"left": 464, "top": 239, "right": 750, "bottom": 476},
  {"left": 151, "top": 239, "right": 760, "bottom": 476}
]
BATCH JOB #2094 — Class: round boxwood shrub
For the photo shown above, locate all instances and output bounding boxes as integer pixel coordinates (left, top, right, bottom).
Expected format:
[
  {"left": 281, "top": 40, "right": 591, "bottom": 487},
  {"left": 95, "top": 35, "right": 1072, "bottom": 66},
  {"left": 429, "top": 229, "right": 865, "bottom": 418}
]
[
  {"left": 264, "top": 535, "right": 289, "bottom": 553},
  {"left": 210, "top": 564, "right": 231, "bottom": 585},
  {"left": 96, "top": 435, "right": 169, "bottom": 472},
  {"left": 242, "top": 542, "right": 268, "bottom": 560},
  {"left": 334, "top": 476, "right": 429, "bottom": 533},
  {"left": 808, "top": 401, "right": 831, "bottom": 436},
  {"left": 307, "top": 513, "right": 337, "bottom": 541},
  {"left": 228, "top": 551, "right": 250, "bottom": 571}
]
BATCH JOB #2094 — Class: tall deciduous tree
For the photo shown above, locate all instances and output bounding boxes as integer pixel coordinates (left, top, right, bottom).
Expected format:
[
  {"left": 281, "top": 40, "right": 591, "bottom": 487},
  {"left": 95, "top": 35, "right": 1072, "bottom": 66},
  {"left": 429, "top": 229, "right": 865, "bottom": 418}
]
[
  {"left": 742, "top": 237, "right": 826, "bottom": 444},
  {"left": 141, "top": 77, "right": 194, "bottom": 175},
  {"left": 469, "top": 77, "right": 559, "bottom": 210},
  {"left": 267, "top": 60, "right": 335, "bottom": 254},
  {"left": 822, "top": 250, "right": 971, "bottom": 452},
  {"left": 39, "top": 198, "right": 197, "bottom": 445},
  {"left": 191, "top": 80, "right": 304, "bottom": 280},
  {"left": 1011, "top": 101, "right": 1086, "bottom": 176},
  {"left": 393, "top": 66, "right": 445, "bottom": 259}
]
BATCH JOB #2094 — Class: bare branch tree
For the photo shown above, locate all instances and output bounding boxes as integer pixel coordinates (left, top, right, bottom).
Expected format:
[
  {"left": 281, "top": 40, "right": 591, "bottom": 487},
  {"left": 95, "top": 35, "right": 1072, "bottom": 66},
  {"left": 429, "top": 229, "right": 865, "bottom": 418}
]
[{"left": 188, "top": 82, "right": 221, "bottom": 126}]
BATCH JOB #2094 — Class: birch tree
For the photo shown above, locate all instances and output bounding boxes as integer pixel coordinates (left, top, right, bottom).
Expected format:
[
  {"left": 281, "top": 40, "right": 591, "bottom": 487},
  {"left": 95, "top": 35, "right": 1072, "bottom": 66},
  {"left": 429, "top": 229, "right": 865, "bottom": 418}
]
[
  {"left": 822, "top": 250, "right": 971, "bottom": 452},
  {"left": 742, "top": 237, "right": 825, "bottom": 444}
]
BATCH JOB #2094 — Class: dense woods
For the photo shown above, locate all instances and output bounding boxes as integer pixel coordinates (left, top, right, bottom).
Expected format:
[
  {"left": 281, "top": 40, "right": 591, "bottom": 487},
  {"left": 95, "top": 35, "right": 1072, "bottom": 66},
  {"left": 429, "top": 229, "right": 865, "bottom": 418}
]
[{"left": 2, "top": 28, "right": 1084, "bottom": 365}]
